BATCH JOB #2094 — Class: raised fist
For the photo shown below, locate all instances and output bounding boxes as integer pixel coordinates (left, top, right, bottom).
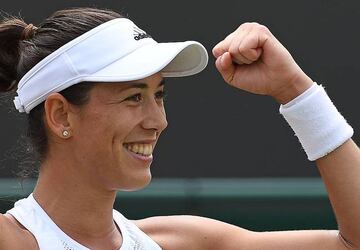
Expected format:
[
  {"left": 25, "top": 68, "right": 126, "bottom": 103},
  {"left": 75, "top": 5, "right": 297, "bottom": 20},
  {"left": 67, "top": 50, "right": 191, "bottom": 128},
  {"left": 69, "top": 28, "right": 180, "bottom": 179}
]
[{"left": 212, "top": 23, "right": 313, "bottom": 104}]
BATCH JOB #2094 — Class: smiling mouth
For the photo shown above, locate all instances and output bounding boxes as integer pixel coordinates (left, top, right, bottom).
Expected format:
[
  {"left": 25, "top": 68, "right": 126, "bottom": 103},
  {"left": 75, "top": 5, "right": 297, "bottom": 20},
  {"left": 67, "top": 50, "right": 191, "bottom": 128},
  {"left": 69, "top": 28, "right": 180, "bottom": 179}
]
[{"left": 124, "top": 143, "right": 153, "bottom": 157}]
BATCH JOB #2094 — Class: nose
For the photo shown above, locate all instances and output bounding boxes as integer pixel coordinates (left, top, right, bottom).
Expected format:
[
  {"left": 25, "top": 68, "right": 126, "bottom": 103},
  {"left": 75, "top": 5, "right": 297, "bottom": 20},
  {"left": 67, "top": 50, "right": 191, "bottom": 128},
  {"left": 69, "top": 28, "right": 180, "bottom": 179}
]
[{"left": 141, "top": 99, "right": 168, "bottom": 133}]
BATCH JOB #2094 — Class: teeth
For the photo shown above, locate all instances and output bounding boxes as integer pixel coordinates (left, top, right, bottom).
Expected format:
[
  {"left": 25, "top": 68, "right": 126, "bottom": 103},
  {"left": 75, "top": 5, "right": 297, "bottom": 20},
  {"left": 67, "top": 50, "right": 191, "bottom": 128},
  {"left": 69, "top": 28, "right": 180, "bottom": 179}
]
[
  {"left": 139, "top": 144, "right": 144, "bottom": 154},
  {"left": 125, "top": 143, "right": 153, "bottom": 156},
  {"left": 133, "top": 144, "right": 139, "bottom": 153},
  {"left": 144, "top": 145, "right": 151, "bottom": 155}
]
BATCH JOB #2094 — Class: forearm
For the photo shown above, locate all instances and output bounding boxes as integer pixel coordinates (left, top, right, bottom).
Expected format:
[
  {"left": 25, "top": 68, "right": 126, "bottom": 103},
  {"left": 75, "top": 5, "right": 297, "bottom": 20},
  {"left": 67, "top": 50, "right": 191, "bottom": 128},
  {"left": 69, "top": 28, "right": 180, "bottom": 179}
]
[
  {"left": 317, "top": 139, "right": 360, "bottom": 248},
  {"left": 275, "top": 73, "right": 360, "bottom": 247},
  {"left": 276, "top": 76, "right": 360, "bottom": 248}
]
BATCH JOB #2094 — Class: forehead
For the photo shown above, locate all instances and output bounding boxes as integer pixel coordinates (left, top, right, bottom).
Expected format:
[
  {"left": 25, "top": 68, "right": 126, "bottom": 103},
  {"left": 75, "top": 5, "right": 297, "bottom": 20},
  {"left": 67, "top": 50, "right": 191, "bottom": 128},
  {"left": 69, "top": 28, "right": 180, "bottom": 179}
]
[{"left": 92, "top": 73, "right": 164, "bottom": 96}]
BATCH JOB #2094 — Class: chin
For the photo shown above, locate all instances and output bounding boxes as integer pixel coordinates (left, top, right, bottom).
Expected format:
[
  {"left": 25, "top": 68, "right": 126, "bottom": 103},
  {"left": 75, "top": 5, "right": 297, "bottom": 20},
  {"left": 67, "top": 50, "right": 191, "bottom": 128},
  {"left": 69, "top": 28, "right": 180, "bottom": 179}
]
[{"left": 117, "top": 172, "right": 152, "bottom": 192}]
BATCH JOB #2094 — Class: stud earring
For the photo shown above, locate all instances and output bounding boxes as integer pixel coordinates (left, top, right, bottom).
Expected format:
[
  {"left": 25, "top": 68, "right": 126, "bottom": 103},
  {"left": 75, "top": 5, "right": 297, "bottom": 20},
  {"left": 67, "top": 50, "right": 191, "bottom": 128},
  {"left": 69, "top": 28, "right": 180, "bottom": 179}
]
[{"left": 62, "top": 130, "right": 70, "bottom": 137}]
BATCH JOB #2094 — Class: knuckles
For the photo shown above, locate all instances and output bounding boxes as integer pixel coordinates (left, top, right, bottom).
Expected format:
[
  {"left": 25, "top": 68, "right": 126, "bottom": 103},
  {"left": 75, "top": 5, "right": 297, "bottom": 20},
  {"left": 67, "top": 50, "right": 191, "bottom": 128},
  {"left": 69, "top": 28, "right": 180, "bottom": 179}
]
[
  {"left": 237, "top": 44, "right": 248, "bottom": 54},
  {"left": 237, "top": 22, "right": 271, "bottom": 37},
  {"left": 256, "top": 24, "right": 271, "bottom": 35},
  {"left": 228, "top": 44, "right": 239, "bottom": 55},
  {"left": 238, "top": 22, "right": 269, "bottom": 32},
  {"left": 213, "top": 22, "right": 272, "bottom": 59}
]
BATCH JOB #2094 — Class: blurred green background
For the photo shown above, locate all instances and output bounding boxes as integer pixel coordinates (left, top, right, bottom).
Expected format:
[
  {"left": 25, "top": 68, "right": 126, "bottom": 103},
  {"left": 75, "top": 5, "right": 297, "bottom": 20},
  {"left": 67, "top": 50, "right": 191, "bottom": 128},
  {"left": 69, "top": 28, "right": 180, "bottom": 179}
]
[{"left": 0, "top": 178, "right": 336, "bottom": 231}]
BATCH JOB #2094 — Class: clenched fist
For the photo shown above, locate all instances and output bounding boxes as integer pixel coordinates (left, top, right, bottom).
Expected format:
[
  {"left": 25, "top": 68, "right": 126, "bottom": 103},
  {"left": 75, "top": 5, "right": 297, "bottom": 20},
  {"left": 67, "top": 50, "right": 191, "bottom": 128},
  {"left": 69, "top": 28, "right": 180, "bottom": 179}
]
[{"left": 212, "top": 23, "right": 313, "bottom": 104}]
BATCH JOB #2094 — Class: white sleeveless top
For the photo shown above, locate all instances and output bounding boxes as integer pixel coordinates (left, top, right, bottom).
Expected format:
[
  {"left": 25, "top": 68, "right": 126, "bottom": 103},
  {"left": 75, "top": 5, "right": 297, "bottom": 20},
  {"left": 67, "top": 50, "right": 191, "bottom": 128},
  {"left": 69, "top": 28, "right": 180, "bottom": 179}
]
[{"left": 6, "top": 194, "right": 162, "bottom": 250}]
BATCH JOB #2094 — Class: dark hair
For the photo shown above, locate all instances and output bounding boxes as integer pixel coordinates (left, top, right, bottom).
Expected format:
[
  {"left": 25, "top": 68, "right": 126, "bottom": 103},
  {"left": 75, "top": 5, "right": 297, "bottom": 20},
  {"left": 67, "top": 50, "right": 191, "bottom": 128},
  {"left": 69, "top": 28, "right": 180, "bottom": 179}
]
[{"left": 0, "top": 8, "right": 123, "bottom": 177}]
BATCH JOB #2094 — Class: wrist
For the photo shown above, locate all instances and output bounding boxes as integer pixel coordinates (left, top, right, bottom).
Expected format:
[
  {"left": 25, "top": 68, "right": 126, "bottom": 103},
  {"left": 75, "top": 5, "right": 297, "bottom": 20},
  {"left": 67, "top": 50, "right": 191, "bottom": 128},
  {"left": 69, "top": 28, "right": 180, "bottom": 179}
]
[
  {"left": 279, "top": 84, "right": 354, "bottom": 161},
  {"left": 273, "top": 73, "right": 313, "bottom": 105}
]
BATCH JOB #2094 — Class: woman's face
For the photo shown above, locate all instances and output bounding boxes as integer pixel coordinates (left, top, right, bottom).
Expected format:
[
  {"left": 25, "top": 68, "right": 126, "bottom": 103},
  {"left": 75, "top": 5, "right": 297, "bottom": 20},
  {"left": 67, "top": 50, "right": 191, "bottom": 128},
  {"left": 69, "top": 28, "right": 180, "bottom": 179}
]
[{"left": 70, "top": 73, "right": 168, "bottom": 191}]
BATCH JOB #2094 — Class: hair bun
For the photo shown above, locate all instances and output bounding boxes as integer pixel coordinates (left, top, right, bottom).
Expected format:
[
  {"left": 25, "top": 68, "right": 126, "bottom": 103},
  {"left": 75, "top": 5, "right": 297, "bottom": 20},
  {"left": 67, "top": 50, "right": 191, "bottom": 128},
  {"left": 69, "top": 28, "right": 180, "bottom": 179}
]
[
  {"left": 21, "top": 23, "right": 38, "bottom": 40},
  {"left": 0, "top": 18, "right": 28, "bottom": 92}
]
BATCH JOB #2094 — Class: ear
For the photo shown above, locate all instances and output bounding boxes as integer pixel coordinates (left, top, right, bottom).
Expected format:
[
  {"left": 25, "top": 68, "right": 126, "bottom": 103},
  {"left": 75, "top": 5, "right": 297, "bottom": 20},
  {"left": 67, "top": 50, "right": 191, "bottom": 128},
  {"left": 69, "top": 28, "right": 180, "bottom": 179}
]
[{"left": 44, "top": 93, "right": 75, "bottom": 139}]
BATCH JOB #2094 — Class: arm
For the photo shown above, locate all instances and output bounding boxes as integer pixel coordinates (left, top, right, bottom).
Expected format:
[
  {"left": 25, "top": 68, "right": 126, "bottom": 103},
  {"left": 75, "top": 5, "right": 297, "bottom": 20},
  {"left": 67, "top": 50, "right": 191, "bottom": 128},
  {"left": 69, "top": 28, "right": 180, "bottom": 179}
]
[
  {"left": 317, "top": 139, "right": 360, "bottom": 248},
  {"left": 137, "top": 215, "right": 346, "bottom": 250},
  {"left": 211, "top": 23, "right": 360, "bottom": 249}
]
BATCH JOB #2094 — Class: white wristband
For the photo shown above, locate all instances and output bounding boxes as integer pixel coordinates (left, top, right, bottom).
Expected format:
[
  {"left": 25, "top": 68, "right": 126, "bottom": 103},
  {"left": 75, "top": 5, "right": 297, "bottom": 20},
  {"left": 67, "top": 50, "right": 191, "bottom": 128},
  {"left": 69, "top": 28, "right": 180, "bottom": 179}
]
[{"left": 279, "top": 83, "right": 354, "bottom": 161}]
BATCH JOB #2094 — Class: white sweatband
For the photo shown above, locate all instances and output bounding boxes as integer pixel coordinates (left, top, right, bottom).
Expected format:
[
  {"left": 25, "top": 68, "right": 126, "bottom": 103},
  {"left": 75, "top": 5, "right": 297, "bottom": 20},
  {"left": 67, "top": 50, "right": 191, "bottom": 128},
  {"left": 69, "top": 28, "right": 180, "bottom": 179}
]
[{"left": 279, "top": 83, "right": 354, "bottom": 161}]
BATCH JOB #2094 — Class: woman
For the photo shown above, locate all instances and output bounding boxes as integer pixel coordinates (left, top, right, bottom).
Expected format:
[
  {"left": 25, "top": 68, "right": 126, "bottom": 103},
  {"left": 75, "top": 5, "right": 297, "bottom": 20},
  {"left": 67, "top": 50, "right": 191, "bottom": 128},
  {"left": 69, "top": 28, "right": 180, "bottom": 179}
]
[{"left": 0, "top": 7, "right": 359, "bottom": 250}]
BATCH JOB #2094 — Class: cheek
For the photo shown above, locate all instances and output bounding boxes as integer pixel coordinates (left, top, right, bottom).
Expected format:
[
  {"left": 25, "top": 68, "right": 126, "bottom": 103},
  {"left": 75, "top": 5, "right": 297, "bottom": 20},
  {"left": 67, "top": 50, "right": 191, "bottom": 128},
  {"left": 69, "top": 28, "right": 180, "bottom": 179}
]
[
  {"left": 111, "top": 111, "right": 143, "bottom": 144},
  {"left": 72, "top": 109, "right": 113, "bottom": 155},
  {"left": 80, "top": 115, "right": 110, "bottom": 140},
  {"left": 78, "top": 109, "right": 140, "bottom": 146},
  {"left": 72, "top": 104, "right": 145, "bottom": 165}
]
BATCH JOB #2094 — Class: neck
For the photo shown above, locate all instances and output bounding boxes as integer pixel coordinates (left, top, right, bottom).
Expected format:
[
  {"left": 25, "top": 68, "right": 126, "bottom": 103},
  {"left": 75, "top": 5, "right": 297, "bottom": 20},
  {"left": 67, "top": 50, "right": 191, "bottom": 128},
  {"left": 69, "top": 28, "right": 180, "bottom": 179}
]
[{"left": 32, "top": 157, "right": 120, "bottom": 244}]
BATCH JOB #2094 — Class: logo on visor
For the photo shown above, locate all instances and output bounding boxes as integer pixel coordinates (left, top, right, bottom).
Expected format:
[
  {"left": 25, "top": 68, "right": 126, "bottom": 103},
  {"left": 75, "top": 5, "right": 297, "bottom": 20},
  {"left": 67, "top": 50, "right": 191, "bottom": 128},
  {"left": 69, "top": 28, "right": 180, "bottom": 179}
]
[{"left": 133, "top": 27, "right": 151, "bottom": 41}]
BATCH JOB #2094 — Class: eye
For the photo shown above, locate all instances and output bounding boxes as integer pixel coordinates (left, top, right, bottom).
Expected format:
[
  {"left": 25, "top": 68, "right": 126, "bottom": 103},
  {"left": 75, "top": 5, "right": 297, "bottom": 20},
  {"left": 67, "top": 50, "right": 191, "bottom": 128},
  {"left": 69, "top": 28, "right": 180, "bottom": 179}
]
[
  {"left": 124, "top": 93, "right": 143, "bottom": 103},
  {"left": 155, "top": 90, "right": 167, "bottom": 101}
]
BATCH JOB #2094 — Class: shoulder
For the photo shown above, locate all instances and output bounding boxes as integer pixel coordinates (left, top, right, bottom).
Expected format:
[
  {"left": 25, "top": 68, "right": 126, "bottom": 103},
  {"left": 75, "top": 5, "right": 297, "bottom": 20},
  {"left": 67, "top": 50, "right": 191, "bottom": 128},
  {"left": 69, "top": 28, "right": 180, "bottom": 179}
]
[
  {"left": 134, "top": 215, "right": 251, "bottom": 250},
  {"left": 0, "top": 214, "right": 13, "bottom": 248},
  {"left": 0, "top": 213, "right": 39, "bottom": 249}
]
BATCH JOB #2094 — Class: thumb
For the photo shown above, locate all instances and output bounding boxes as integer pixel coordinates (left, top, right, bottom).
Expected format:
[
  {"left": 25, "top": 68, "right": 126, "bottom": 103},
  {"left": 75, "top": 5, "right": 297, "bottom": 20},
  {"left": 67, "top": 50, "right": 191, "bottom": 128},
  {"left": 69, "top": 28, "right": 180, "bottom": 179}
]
[{"left": 215, "top": 52, "right": 236, "bottom": 84}]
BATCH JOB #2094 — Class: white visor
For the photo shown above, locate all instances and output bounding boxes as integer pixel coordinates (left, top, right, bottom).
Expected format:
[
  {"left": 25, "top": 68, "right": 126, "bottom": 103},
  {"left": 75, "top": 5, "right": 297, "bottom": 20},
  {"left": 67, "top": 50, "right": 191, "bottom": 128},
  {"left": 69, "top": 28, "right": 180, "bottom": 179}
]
[{"left": 14, "top": 18, "right": 208, "bottom": 113}]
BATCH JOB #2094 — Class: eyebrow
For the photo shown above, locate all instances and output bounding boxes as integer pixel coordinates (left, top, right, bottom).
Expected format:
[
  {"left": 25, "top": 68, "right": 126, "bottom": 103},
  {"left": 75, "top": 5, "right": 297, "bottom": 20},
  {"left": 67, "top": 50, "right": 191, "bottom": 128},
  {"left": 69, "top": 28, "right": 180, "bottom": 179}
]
[{"left": 122, "top": 79, "right": 166, "bottom": 90}]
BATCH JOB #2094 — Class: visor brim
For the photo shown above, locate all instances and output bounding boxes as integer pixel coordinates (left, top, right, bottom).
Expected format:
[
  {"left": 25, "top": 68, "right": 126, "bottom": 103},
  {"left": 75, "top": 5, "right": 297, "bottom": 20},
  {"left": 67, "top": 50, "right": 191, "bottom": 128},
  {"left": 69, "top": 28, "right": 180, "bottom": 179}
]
[{"left": 84, "top": 41, "right": 208, "bottom": 82}]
